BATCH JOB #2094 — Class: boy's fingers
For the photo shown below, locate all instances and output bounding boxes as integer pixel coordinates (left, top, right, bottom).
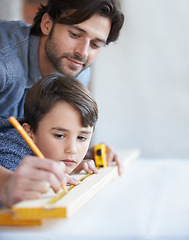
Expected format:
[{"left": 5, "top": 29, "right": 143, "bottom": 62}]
[
  {"left": 17, "top": 156, "right": 67, "bottom": 192},
  {"left": 66, "top": 175, "right": 80, "bottom": 185},
  {"left": 82, "top": 161, "right": 92, "bottom": 173},
  {"left": 88, "top": 160, "right": 99, "bottom": 174},
  {"left": 83, "top": 160, "right": 99, "bottom": 174}
]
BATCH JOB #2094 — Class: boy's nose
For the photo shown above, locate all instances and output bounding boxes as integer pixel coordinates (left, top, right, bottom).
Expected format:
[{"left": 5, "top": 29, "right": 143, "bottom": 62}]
[{"left": 64, "top": 140, "right": 77, "bottom": 155}]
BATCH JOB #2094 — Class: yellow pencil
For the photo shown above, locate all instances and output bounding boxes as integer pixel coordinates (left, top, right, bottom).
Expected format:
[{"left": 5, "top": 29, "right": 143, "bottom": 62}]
[{"left": 8, "top": 116, "right": 67, "bottom": 193}]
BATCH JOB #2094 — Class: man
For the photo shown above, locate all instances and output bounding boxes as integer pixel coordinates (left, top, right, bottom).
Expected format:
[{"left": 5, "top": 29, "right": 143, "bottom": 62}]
[
  {"left": 0, "top": 0, "right": 124, "bottom": 206},
  {"left": 0, "top": 0, "right": 124, "bottom": 119}
]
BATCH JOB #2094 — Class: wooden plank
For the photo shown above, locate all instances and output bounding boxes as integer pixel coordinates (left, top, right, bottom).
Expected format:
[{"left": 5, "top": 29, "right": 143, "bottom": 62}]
[
  {"left": 12, "top": 165, "right": 118, "bottom": 220},
  {"left": 0, "top": 149, "right": 140, "bottom": 225}
]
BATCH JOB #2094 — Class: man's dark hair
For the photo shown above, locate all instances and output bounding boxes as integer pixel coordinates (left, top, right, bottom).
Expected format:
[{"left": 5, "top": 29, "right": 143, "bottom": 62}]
[
  {"left": 24, "top": 74, "right": 98, "bottom": 133},
  {"left": 31, "top": 0, "right": 124, "bottom": 44}
]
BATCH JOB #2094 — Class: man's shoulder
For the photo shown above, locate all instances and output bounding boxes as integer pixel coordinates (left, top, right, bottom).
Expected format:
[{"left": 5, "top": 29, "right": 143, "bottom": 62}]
[{"left": 0, "top": 20, "right": 31, "bottom": 49}]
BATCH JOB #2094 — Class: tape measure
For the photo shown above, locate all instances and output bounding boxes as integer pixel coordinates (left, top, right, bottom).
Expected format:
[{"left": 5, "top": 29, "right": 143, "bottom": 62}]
[{"left": 94, "top": 143, "right": 108, "bottom": 167}]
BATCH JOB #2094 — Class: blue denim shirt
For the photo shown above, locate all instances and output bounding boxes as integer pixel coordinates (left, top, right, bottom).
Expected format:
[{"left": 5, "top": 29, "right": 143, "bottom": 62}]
[
  {"left": 0, "top": 20, "right": 90, "bottom": 119},
  {"left": 0, "top": 118, "right": 34, "bottom": 208}
]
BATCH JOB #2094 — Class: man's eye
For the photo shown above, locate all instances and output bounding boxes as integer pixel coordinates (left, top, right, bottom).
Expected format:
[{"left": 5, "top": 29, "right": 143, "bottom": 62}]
[
  {"left": 78, "top": 136, "right": 87, "bottom": 141},
  {"left": 91, "top": 43, "right": 100, "bottom": 49},
  {"left": 54, "top": 133, "right": 64, "bottom": 139},
  {"left": 91, "top": 42, "right": 103, "bottom": 49}
]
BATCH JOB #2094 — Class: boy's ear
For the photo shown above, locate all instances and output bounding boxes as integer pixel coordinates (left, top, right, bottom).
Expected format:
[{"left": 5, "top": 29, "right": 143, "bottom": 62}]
[
  {"left": 22, "top": 123, "right": 34, "bottom": 140},
  {"left": 40, "top": 13, "right": 53, "bottom": 36}
]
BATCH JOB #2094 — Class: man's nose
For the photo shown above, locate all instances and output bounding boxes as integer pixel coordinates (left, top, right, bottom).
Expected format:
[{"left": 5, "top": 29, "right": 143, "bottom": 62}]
[{"left": 75, "top": 39, "right": 89, "bottom": 60}]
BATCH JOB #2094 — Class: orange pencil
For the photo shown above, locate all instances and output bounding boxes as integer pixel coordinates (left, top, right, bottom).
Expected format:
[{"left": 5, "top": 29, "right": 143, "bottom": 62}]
[{"left": 8, "top": 116, "right": 67, "bottom": 193}]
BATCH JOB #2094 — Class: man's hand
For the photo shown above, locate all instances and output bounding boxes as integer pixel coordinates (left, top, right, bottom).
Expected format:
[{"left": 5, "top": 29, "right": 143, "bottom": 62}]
[{"left": 1, "top": 156, "right": 67, "bottom": 207}]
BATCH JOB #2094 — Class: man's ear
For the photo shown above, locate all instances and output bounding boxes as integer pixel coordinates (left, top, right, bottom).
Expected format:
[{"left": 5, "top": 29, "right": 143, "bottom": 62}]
[
  {"left": 22, "top": 123, "right": 34, "bottom": 140},
  {"left": 40, "top": 13, "right": 53, "bottom": 36}
]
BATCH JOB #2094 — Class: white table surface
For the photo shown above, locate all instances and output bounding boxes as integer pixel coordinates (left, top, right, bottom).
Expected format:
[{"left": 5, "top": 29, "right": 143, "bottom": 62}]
[{"left": 1, "top": 157, "right": 189, "bottom": 240}]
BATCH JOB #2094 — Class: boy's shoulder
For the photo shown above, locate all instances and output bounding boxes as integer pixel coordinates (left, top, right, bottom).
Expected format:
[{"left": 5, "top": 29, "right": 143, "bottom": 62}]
[
  {"left": 0, "top": 118, "right": 24, "bottom": 133},
  {"left": 0, "top": 118, "right": 26, "bottom": 149},
  {"left": 0, "top": 118, "right": 33, "bottom": 171}
]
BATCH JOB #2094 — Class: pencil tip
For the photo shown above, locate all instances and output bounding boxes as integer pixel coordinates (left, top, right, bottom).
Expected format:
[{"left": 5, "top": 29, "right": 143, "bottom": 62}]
[{"left": 62, "top": 185, "right": 68, "bottom": 193}]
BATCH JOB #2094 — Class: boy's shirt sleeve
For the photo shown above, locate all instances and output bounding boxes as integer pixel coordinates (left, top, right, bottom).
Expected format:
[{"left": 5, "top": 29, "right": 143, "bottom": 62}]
[{"left": 0, "top": 119, "right": 34, "bottom": 171}]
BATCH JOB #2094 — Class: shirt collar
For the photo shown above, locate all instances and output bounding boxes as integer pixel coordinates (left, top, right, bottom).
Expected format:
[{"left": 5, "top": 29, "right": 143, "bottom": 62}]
[{"left": 28, "top": 33, "right": 41, "bottom": 86}]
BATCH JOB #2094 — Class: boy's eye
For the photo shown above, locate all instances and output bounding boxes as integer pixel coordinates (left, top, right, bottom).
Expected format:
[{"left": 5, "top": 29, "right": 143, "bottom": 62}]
[
  {"left": 54, "top": 133, "right": 65, "bottom": 139},
  {"left": 69, "top": 31, "right": 80, "bottom": 38},
  {"left": 78, "top": 136, "right": 87, "bottom": 141}
]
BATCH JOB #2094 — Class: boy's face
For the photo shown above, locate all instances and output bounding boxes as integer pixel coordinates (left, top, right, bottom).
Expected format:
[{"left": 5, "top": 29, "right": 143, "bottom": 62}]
[
  {"left": 26, "top": 102, "right": 93, "bottom": 174},
  {"left": 41, "top": 13, "right": 111, "bottom": 77}
]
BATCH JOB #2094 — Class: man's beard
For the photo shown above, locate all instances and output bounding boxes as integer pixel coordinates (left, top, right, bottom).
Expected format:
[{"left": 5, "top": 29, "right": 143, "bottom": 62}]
[{"left": 45, "top": 43, "right": 87, "bottom": 77}]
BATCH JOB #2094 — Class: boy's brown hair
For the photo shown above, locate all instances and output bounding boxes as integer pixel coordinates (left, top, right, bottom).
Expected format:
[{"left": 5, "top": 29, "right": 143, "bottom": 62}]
[{"left": 24, "top": 74, "right": 98, "bottom": 133}]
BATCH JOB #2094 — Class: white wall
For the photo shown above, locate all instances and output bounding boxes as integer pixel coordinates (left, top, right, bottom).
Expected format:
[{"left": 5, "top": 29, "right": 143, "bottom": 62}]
[
  {"left": 92, "top": 0, "right": 189, "bottom": 158},
  {"left": 1, "top": 0, "right": 189, "bottom": 158},
  {"left": 0, "top": 0, "right": 23, "bottom": 20}
]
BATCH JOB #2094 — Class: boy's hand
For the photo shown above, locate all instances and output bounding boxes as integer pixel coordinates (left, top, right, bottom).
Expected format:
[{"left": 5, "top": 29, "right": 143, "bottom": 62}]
[
  {"left": 85, "top": 144, "right": 123, "bottom": 176},
  {"left": 70, "top": 159, "right": 99, "bottom": 175},
  {"left": 66, "top": 174, "right": 80, "bottom": 185},
  {"left": 4, "top": 156, "right": 67, "bottom": 207}
]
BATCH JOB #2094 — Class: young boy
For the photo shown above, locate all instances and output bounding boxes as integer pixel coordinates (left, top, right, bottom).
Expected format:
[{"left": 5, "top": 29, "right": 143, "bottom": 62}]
[{"left": 0, "top": 74, "right": 98, "bottom": 206}]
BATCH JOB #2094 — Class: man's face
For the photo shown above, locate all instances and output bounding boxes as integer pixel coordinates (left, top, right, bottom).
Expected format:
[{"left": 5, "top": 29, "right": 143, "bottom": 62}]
[
  {"left": 44, "top": 14, "right": 111, "bottom": 77},
  {"left": 29, "top": 102, "right": 93, "bottom": 174}
]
